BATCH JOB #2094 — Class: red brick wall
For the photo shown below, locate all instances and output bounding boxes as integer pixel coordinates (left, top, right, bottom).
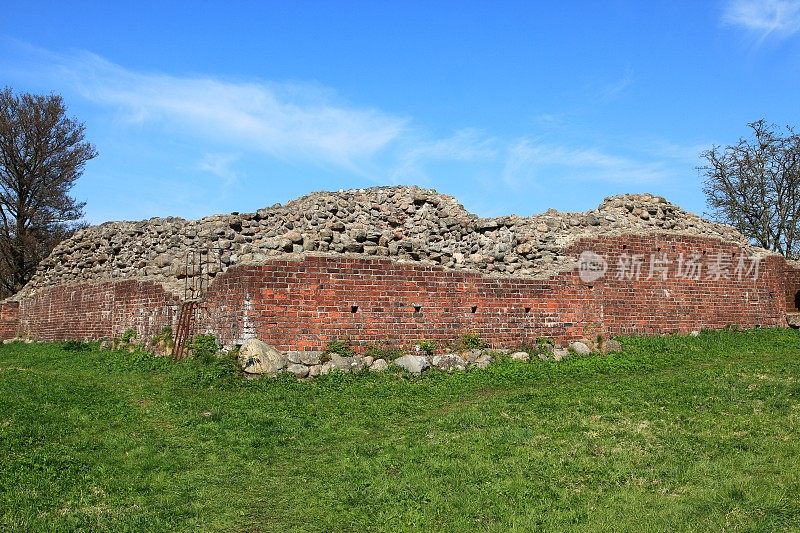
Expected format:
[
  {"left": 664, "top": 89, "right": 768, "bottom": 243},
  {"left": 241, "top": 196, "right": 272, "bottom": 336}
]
[
  {"left": 199, "top": 235, "right": 788, "bottom": 351},
  {"left": 8, "top": 234, "right": 793, "bottom": 349},
  {"left": 787, "top": 266, "right": 800, "bottom": 311},
  {"left": 16, "top": 280, "right": 180, "bottom": 341},
  {"left": 0, "top": 301, "right": 19, "bottom": 339},
  {"left": 568, "top": 235, "right": 786, "bottom": 337},
  {"left": 200, "top": 256, "right": 596, "bottom": 351}
]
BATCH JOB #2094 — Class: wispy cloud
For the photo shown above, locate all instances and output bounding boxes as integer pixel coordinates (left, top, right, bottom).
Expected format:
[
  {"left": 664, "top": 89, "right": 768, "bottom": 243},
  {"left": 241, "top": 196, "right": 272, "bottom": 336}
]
[
  {"left": 599, "top": 69, "right": 635, "bottom": 101},
  {"left": 4, "top": 42, "right": 697, "bottom": 215},
  {"left": 196, "top": 153, "right": 241, "bottom": 185},
  {"left": 44, "top": 50, "right": 409, "bottom": 173},
  {"left": 723, "top": 0, "right": 800, "bottom": 41},
  {"left": 502, "top": 138, "right": 673, "bottom": 189}
]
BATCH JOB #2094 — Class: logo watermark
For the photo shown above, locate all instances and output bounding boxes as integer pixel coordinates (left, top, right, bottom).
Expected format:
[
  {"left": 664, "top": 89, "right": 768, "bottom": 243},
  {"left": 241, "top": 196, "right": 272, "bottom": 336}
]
[{"left": 578, "top": 250, "right": 761, "bottom": 283}]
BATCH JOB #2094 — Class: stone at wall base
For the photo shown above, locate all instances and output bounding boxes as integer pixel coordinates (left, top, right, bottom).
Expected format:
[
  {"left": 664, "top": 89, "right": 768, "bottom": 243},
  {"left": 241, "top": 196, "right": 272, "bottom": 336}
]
[{"left": 237, "top": 338, "right": 286, "bottom": 376}]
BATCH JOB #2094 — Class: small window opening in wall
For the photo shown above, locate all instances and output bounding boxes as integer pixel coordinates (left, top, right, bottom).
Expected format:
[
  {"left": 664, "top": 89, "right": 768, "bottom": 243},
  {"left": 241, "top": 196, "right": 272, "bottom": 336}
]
[
  {"left": 795, "top": 290, "right": 800, "bottom": 310},
  {"left": 622, "top": 244, "right": 627, "bottom": 250},
  {"left": 351, "top": 305, "right": 358, "bottom": 313},
  {"left": 471, "top": 305, "right": 478, "bottom": 314},
  {"left": 524, "top": 307, "right": 531, "bottom": 314},
  {"left": 413, "top": 304, "right": 422, "bottom": 314}
]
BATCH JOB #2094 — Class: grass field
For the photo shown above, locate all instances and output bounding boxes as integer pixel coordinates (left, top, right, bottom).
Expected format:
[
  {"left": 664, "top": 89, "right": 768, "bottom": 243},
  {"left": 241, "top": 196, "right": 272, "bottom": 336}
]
[{"left": 2, "top": 329, "right": 800, "bottom": 532}]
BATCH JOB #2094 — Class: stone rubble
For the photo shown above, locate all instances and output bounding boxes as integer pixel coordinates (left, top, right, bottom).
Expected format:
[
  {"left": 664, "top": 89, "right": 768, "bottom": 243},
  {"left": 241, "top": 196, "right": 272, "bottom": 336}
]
[
  {"left": 229, "top": 336, "right": 620, "bottom": 379},
  {"left": 13, "top": 186, "right": 758, "bottom": 299}
]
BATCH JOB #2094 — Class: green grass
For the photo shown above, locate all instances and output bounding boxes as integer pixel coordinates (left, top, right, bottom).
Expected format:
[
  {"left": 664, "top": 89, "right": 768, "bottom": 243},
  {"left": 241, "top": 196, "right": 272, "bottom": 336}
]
[{"left": 2, "top": 329, "right": 800, "bottom": 532}]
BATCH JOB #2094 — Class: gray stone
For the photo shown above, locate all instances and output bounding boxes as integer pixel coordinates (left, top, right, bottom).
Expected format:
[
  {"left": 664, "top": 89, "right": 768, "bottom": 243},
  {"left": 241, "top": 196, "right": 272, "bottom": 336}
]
[
  {"left": 569, "top": 341, "right": 591, "bottom": 356},
  {"left": 393, "top": 354, "right": 430, "bottom": 374},
  {"left": 603, "top": 339, "right": 622, "bottom": 353},
  {"left": 329, "top": 354, "right": 355, "bottom": 372},
  {"left": 308, "top": 364, "right": 322, "bottom": 377},
  {"left": 552, "top": 348, "right": 570, "bottom": 361},
  {"left": 690, "top": 330, "right": 701, "bottom": 337},
  {"left": 510, "top": 351, "right": 530, "bottom": 362},
  {"left": 474, "top": 353, "right": 492, "bottom": 369},
  {"left": 286, "top": 363, "right": 309, "bottom": 378},
  {"left": 369, "top": 358, "right": 388, "bottom": 372},
  {"left": 237, "top": 338, "right": 286, "bottom": 376},
  {"left": 460, "top": 348, "right": 482, "bottom": 363},
  {"left": 286, "top": 351, "right": 321, "bottom": 365},
  {"left": 431, "top": 354, "right": 466, "bottom": 371}
]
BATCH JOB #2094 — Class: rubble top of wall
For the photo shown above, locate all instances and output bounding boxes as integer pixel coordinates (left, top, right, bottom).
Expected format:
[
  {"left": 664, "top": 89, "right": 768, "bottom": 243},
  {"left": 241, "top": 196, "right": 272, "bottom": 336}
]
[{"left": 12, "top": 185, "right": 765, "bottom": 300}]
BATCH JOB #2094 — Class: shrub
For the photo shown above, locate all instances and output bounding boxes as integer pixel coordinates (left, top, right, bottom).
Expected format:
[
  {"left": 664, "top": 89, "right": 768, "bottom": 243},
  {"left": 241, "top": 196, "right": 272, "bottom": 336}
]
[
  {"left": 321, "top": 339, "right": 355, "bottom": 362},
  {"left": 191, "top": 334, "right": 219, "bottom": 364},
  {"left": 456, "top": 331, "right": 485, "bottom": 350},
  {"left": 62, "top": 340, "right": 91, "bottom": 352},
  {"left": 364, "top": 344, "right": 404, "bottom": 361},
  {"left": 120, "top": 328, "right": 137, "bottom": 344},
  {"left": 152, "top": 326, "right": 175, "bottom": 356},
  {"left": 418, "top": 339, "right": 437, "bottom": 355}
]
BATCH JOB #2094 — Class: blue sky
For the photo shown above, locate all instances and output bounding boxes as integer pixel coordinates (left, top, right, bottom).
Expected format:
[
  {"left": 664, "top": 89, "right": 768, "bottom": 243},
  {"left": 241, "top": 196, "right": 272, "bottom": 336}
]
[{"left": 2, "top": 0, "right": 800, "bottom": 223}]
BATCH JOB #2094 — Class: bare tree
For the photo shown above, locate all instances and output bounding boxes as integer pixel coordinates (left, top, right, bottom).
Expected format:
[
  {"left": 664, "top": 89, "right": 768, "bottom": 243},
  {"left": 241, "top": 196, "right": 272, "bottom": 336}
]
[
  {"left": 700, "top": 119, "right": 800, "bottom": 259},
  {"left": 0, "top": 87, "right": 97, "bottom": 297}
]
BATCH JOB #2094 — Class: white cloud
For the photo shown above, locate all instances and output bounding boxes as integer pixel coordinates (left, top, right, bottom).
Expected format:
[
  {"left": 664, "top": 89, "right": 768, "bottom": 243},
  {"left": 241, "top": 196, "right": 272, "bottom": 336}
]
[
  {"left": 48, "top": 51, "right": 408, "bottom": 173},
  {"left": 723, "top": 0, "right": 800, "bottom": 40},
  {"left": 196, "top": 153, "right": 240, "bottom": 185},
  {"left": 502, "top": 138, "right": 673, "bottom": 189},
  {"left": 5, "top": 43, "right": 697, "bottom": 208},
  {"left": 599, "top": 69, "right": 634, "bottom": 101}
]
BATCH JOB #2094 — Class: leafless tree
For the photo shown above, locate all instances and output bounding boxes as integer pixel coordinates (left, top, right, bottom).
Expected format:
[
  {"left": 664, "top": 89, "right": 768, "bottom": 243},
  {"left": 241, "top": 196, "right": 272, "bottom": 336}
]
[
  {"left": 0, "top": 87, "right": 97, "bottom": 297},
  {"left": 700, "top": 119, "right": 800, "bottom": 259}
]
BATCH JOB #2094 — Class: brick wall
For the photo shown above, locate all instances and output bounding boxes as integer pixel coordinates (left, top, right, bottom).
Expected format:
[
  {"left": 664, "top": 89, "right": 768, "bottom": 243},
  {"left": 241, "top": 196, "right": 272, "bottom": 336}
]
[
  {"left": 0, "top": 301, "right": 18, "bottom": 339},
  {"left": 787, "top": 265, "right": 800, "bottom": 312},
  {"left": 200, "top": 256, "right": 594, "bottom": 351},
  {"left": 14, "top": 280, "right": 180, "bottom": 341},
  {"left": 199, "top": 235, "right": 789, "bottom": 351},
  {"left": 4, "top": 234, "right": 793, "bottom": 348},
  {"left": 568, "top": 235, "right": 787, "bottom": 336}
]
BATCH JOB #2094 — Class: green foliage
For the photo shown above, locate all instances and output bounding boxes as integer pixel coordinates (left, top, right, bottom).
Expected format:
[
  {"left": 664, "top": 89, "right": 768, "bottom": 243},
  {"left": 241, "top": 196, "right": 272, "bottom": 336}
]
[
  {"left": 120, "top": 328, "right": 137, "bottom": 344},
  {"left": 191, "top": 333, "right": 218, "bottom": 363},
  {"left": 61, "top": 340, "right": 91, "bottom": 352},
  {"left": 363, "top": 343, "right": 404, "bottom": 361},
  {"left": 417, "top": 339, "right": 437, "bottom": 355},
  {"left": 455, "top": 331, "right": 486, "bottom": 350},
  {"left": 1, "top": 328, "right": 800, "bottom": 531},
  {"left": 321, "top": 339, "right": 355, "bottom": 361}
]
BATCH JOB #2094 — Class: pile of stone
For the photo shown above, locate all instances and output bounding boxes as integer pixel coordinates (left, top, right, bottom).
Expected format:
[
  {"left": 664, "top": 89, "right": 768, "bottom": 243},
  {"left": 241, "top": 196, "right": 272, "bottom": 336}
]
[
  {"left": 14, "top": 186, "right": 756, "bottom": 300},
  {"left": 236, "top": 337, "right": 622, "bottom": 379}
]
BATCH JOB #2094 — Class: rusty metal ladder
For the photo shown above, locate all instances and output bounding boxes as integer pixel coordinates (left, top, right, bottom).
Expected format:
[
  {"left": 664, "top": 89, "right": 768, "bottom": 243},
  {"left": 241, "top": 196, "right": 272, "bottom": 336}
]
[
  {"left": 173, "top": 301, "right": 197, "bottom": 359},
  {"left": 173, "top": 248, "right": 224, "bottom": 358}
]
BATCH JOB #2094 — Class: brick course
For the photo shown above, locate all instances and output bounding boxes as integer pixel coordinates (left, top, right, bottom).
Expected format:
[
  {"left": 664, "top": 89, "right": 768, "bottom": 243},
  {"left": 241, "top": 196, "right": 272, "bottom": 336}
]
[{"left": 2, "top": 234, "right": 795, "bottom": 347}]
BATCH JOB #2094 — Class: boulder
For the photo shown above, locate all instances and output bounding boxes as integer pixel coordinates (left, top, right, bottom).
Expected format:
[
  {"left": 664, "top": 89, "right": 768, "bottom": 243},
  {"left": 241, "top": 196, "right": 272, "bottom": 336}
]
[
  {"left": 287, "top": 351, "right": 321, "bottom": 365},
  {"left": 552, "top": 348, "right": 569, "bottom": 361},
  {"left": 330, "top": 354, "right": 355, "bottom": 372},
  {"left": 569, "top": 341, "right": 591, "bottom": 356},
  {"left": 603, "top": 339, "right": 622, "bottom": 353},
  {"left": 474, "top": 353, "right": 492, "bottom": 369},
  {"left": 286, "top": 363, "right": 309, "bottom": 378},
  {"left": 460, "top": 348, "right": 482, "bottom": 363},
  {"left": 510, "top": 351, "right": 530, "bottom": 362},
  {"left": 432, "top": 354, "right": 466, "bottom": 371},
  {"left": 369, "top": 358, "right": 388, "bottom": 372},
  {"left": 393, "top": 354, "right": 430, "bottom": 374},
  {"left": 237, "top": 338, "right": 286, "bottom": 376}
]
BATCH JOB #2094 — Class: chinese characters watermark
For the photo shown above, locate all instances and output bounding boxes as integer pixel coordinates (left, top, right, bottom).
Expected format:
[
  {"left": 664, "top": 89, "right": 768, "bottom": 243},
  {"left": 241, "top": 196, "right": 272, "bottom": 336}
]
[{"left": 578, "top": 250, "right": 761, "bottom": 283}]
